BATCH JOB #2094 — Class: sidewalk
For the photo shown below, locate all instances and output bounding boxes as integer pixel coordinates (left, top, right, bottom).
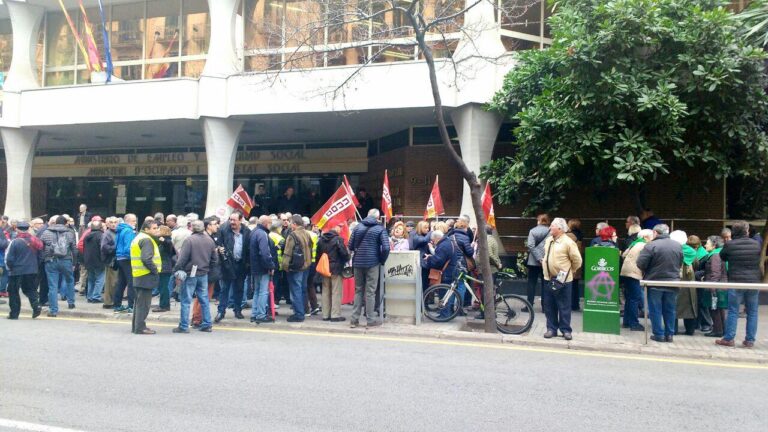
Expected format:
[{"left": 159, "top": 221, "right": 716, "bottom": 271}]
[{"left": 5, "top": 294, "right": 767, "bottom": 364}]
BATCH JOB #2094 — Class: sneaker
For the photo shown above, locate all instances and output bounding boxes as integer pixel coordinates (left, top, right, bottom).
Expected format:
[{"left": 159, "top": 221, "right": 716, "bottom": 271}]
[
  {"left": 113, "top": 306, "right": 126, "bottom": 312},
  {"left": 310, "top": 307, "right": 321, "bottom": 316},
  {"left": 350, "top": 320, "right": 359, "bottom": 328},
  {"left": 287, "top": 315, "right": 304, "bottom": 323},
  {"left": 123, "top": 307, "right": 133, "bottom": 314},
  {"left": 47, "top": 312, "right": 57, "bottom": 318},
  {"left": 199, "top": 326, "right": 213, "bottom": 332},
  {"left": 253, "top": 317, "right": 275, "bottom": 324},
  {"left": 172, "top": 327, "right": 190, "bottom": 334},
  {"left": 68, "top": 304, "right": 76, "bottom": 309},
  {"left": 629, "top": 325, "right": 645, "bottom": 332}
]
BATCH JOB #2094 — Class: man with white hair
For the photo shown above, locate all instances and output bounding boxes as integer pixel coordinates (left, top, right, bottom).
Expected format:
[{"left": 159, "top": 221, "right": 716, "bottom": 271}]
[
  {"left": 636, "top": 224, "right": 682, "bottom": 343},
  {"left": 590, "top": 222, "right": 610, "bottom": 247},
  {"left": 541, "top": 217, "right": 583, "bottom": 340},
  {"left": 172, "top": 220, "right": 218, "bottom": 333},
  {"left": 348, "top": 209, "right": 390, "bottom": 328},
  {"left": 172, "top": 215, "right": 191, "bottom": 253}
]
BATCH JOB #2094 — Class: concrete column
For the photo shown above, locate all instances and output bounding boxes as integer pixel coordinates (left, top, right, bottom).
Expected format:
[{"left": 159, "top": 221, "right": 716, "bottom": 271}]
[
  {"left": 453, "top": 0, "right": 505, "bottom": 62},
  {"left": 203, "top": 0, "right": 242, "bottom": 77},
  {"left": 4, "top": 1, "right": 44, "bottom": 91},
  {"left": 1, "top": 128, "right": 39, "bottom": 219},
  {"left": 202, "top": 117, "right": 243, "bottom": 217},
  {"left": 450, "top": 103, "right": 503, "bottom": 223}
]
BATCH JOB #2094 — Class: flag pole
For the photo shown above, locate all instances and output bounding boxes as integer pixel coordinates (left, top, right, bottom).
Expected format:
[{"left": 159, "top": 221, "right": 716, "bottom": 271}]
[
  {"left": 435, "top": 175, "right": 439, "bottom": 222},
  {"left": 343, "top": 176, "right": 363, "bottom": 221}
]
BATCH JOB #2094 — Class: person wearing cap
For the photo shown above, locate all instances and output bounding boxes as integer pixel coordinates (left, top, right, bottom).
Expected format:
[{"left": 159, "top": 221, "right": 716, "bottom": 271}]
[{"left": 5, "top": 221, "right": 44, "bottom": 320}]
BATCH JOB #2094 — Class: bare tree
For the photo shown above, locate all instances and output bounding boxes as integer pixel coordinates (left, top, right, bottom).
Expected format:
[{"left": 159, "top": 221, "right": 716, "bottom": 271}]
[{"left": 245, "top": 0, "right": 541, "bottom": 332}]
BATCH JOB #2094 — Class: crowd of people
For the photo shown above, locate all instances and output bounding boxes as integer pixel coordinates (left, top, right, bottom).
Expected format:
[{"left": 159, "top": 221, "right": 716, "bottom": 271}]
[
  {"left": 0, "top": 201, "right": 762, "bottom": 348},
  {"left": 525, "top": 212, "right": 765, "bottom": 347}
]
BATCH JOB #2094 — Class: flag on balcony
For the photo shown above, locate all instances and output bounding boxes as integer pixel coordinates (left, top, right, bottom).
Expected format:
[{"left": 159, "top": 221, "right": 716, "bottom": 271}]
[
  {"left": 226, "top": 185, "right": 254, "bottom": 216},
  {"left": 311, "top": 185, "right": 357, "bottom": 232},
  {"left": 423, "top": 176, "right": 445, "bottom": 220},
  {"left": 78, "top": 1, "right": 103, "bottom": 73},
  {"left": 481, "top": 182, "right": 496, "bottom": 229},
  {"left": 57, "top": 0, "right": 94, "bottom": 72},
  {"left": 97, "top": 0, "right": 113, "bottom": 82}
]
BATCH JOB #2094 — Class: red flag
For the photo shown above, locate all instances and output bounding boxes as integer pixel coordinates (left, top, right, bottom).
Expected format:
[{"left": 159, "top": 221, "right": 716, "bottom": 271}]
[
  {"left": 382, "top": 170, "right": 393, "bottom": 223},
  {"left": 226, "top": 184, "right": 254, "bottom": 216},
  {"left": 481, "top": 182, "right": 496, "bottom": 229},
  {"left": 311, "top": 185, "right": 357, "bottom": 231},
  {"left": 423, "top": 176, "right": 445, "bottom": 220},
  {"left": 343, "top": 175, "right": 360, "bottom": 207}
]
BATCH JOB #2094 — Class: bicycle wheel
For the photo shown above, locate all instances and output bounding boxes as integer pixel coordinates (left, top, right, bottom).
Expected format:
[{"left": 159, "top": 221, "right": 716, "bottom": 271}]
[
  {"left": 494, "top": 294, "right": 534, "bottom": 334},
  {"left": 423, "top": 284, "right": 461, "bottom": 322}
]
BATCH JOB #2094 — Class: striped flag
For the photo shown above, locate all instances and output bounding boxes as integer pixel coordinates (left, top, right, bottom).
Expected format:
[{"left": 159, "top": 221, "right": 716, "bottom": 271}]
[
  {"left": 423, "top": 176, "right": 445, "bottom": 220},
  {"left": 343, "top": 175, "right": 360, "bottom": 207},
  {"left": 481, "top": 182, "right": 496, "bottom": 229},
  {"left": 226, "top": 184, "right": 254, "bottom": 216},
  {"left": 382, "top": 170, "right": 393, "bottom": 223},
  {"left": 311, "top": 186, "right": 357, "bottom": 231}
]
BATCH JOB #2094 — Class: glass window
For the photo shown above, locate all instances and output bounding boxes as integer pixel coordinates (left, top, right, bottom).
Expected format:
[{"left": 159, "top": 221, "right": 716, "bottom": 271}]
[
  {"left": 77, "top": 7, "right": 109, "bottom": 83},
  {"left": 46, "top": 13, "right": 76, "bottom": 68},
  {"left": 245, "top": 0, "right": 284, "bottom": 51},
  {"left": 501, "top": 0, "right": 542, "bottom": 37},
  {"left": 114, "top": 64, "right": 142, "bottom": 81},
  {"left": 146, "top": 0, "right": 180, "bottom": 79},
  {"left": 502, "top": 36, "right": 537, "bottom": 51},
  {"left": 326, "top": 0, "right": 368, "bottom": 67},
  {"left": 45, "top": 70, "right": 75, "bottom": 86},
  {"left": 372, "top": 1, "right": 414, "bottom": 40},
  {"left": 111, "top": 3, "right": 144, "bottom": 62},
  {"left": 182, "top": 59, "right": 205, "bottom": 77},
  {"left": 183, "top": 0, "right": 210, "bottom": 56},
  {"left": 0, "top": 19, "right": 12, "bottom": 76},
  {"left": 423, "top": 0, "right": 465, "bottom": 33}
]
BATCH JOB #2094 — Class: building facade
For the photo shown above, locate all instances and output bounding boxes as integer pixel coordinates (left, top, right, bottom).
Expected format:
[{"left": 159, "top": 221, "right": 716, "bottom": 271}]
[{"left": 0, "top": 0, "right": 746, "bottom": 252}]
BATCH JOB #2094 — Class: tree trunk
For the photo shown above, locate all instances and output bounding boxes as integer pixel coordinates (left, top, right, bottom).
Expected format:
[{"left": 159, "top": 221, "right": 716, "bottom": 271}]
[{"left": 412, "top": 24, "right": 497, "bottom": 333}]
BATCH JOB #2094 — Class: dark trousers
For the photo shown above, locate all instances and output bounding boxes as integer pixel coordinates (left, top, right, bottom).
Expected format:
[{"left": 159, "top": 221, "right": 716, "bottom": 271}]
[
  {"left": 218, "top": 273, "right": 245, "bottom": 315},
  {"left": 274, "top": 270, "right": 289, "bottom": 303},
  {"left": 157, "top": 273, "right": 172, "bottom": 310},
  {"left": 37, "top": 265, "right": 49, "bottom": 305},
  {"left": 113, "top": 259, "right": 135, "bottom": 309},
  {"left": 571, "top": 279, "right": 581, "bottom": 310},
  {"left": 542, "top": 281, "right": 572, "bottom": 333},
  {"left": 132, "top": 287, "right": 153, "bottom": 333},
  {"left": 305, "top": 264, "right": 319, "bottom": 311},
  {"left": 526, "top": 265, "right": 544, "bottom": 305},
  {"left": 696, "top": 288, "right": 713, "bottom": 330},
  {"left": 8, "top": 274, "right": 39, "bottom": 318},
  {"left": 711, "top": 308, "right": 726, "bottom": 335}
]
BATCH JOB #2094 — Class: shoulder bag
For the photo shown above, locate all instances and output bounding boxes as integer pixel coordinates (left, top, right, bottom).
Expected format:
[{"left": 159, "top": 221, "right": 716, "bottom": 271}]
[{"left": 545, "top": 240, "right": 570, "bottom": 293}]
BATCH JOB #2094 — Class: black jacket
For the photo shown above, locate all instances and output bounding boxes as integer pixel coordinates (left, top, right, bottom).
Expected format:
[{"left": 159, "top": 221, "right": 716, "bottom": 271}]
[
  {"left": 83, "top": 230, "right": 105, "bottom": 271},
  {"left": 636, "top": 235, "right": 682, "bottom": 282},
  {"left": 152, "top": 235, "right": 176, "bottom": 274},
  {"left": 217, "top": 224, "right": 251, "bottom": 279},
  {"left": 317, "top": 231, "right": 350, "bottom": 275},
  {"left": 720, "top": 236, "right": 762, "bottom": 283}
]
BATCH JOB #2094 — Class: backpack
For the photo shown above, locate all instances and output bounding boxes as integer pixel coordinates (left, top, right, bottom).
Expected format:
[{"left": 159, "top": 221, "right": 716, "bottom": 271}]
[
  {"left": 53, "top": 232, "right": 70, "bottom": 258},
  {"left": 288, "top": 233, "right": 306, "bottom": 272},
  {"left": 316, "top": 253, "right": 331, "bottom": 277}
]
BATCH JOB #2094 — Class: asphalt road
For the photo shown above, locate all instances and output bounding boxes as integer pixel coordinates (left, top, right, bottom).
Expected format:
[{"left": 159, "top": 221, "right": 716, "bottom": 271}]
[{"left": 0, "top": 317, "right": 766, "bottom": 432}]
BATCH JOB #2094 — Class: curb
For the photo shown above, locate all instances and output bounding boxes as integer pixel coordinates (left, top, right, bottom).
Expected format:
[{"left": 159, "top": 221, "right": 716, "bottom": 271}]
[{"left": 26, "top": 306, "right": 768, "bottom": 365}]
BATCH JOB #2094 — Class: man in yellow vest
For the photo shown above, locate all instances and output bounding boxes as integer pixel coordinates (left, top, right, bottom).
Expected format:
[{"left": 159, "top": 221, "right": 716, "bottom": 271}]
[
  {"left": 304, "top": 217, "right": 321, "bottom": 316},
  {"left": 269, "top": 219, "right": 286, "bottom": 311},
  {"left": 130, "top": 220, "right": 162, "bottom": 335}
]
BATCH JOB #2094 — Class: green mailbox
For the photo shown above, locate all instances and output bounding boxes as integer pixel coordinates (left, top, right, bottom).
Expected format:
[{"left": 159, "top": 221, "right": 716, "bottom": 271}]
[{"left": 583, "top": 246, "right": 621, "bottom": 334}]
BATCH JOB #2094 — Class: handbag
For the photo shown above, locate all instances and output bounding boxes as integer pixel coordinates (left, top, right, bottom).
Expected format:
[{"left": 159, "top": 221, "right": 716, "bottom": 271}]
[
  {"left": 428, "top": 240, "right": 455, "bottom": 286},
  {"left": 316, "top": 253, "right": 331, "bottom": 277},
  {"left": 545, "top": 240, "right": 571, "bottom": 293}
]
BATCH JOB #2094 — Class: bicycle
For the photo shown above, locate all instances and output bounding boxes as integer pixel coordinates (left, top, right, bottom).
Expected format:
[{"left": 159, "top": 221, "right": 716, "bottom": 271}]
[{"left": 422, "top": 271, "right": 534, "bottom": 334}]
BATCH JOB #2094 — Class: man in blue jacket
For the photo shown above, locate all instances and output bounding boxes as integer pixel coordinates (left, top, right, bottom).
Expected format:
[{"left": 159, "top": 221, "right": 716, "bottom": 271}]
[
  {"left": 250, "top": 216, "right": 275, "bottom": 324},
  {"left": 113, "top": 214, "right": 137, "bottom": 313},
  {"left": 5, "top": 221, "right": 44, "bottom": 319},
  {"left": 348, "top": 209, "right": 390, "bottom": 328},
  {"left": 447, "top": 215, "right": 475, "bottom": 308}
]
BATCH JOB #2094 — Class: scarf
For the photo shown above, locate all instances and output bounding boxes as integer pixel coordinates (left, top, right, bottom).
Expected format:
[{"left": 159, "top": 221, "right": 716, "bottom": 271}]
[
  {"left": 628, "top": 237, "right": 646, "bottom": 250},
  {"left": 682, "top": 244, "right": 697, "bottom": 266}
]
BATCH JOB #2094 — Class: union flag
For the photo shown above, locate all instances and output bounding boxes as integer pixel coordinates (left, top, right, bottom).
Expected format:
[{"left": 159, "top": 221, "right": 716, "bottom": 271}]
[
  {"left": 481, "top": 182, "right": 496, "bottom": 229},
  {"left": 311, "top": 185, "right": 357, "bottom": 231},
  {"left": 423, "top": 176, "right": 445, "bottom": 220},
  {"left": 382, "top": 170, "right": 393, "bottom": 223},
  {"left": 226, "top": 184, "right": 254, "bottom": 216}
]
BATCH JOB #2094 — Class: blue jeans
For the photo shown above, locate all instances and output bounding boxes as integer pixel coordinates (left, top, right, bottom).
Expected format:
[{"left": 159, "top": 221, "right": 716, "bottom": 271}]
[
  {"left": 622, "top": 277, "right": 643, "bottom": 327},
  {"left": 180, "top": 275, "right": 210, "bottom": 331},
  {"left": 86, "top": 267, "right": 105, "bottom": 301},
  {"left": 46, "top": 259, "right": 75, "bottom": 314},
  {"left": 440, "top": 280, "right": 467, "bottom": 318},
  {"left": 724, "top": 289, "right": 759, "bottom": 342},
  {"left": 288, "top": 270, "right": 307, "bottom": 319},
  {"left": 218, "top": 277, "right": 244, "bottom": 315},
  {"left": 250, "top": 273, "right": 270, "bottom": 320},
  {"left": 542, "top": 281, "right": 572, "bottom": 333},
  {"left": 0, "top": 269, "right": 8, "bottom": 293},
  {"left": 648, "top": 288, "right": 677, "bottom": 337}
]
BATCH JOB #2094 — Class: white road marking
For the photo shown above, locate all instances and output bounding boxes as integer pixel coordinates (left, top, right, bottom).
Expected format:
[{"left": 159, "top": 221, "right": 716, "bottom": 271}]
[{"left": 0, "top": 419, "right": 89, "bottom": 432}]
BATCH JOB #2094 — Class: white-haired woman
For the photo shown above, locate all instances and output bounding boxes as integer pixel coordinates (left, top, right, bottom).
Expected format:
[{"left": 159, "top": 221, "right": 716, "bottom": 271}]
[
  {"left": 620, "top": 229, "right": 654, "bottom": 331},
  {"left": 542, "top": 217, "right": 583, "bottom": 340}
]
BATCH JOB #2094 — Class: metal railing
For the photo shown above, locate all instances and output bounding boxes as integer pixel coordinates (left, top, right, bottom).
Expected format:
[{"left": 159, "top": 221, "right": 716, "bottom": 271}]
[{"left": 639, "top": 280, "right": 768, "bottom": 344}]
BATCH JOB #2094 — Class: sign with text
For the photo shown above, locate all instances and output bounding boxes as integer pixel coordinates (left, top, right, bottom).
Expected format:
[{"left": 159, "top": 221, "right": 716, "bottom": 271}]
[
  {"left": 583, "top": 247, "right": 620, "bottom": 335},
  {"left": 32, "top": 148, "right": 367, "bottom": 178}
]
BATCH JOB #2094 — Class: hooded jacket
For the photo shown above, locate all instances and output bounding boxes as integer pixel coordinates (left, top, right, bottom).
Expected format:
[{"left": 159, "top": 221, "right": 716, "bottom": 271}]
[
  {"left": 39, "top": 224, "right": 78, "bottom": 262},
  {"left": 349, "top": 216, "right": 390, "bottom": 268},
  {"left": 447, "top": 228, "right": 474, "bottom": 269},
  {"left": 115, "top": 223, "right": 136, "bottom": 260},
  {"left": 5, "top": 232, "right": 43, "bottom": 276},
  {"left": 317, "top": 231, "right": 351, "bottom": 276}
]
